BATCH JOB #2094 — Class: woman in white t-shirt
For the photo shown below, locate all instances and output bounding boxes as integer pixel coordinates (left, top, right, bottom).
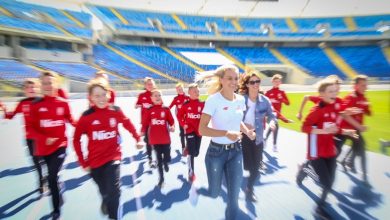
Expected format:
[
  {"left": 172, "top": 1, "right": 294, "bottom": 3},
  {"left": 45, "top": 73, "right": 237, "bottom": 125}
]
[
  {"left": 238, "top": 71, "right": 276, "bottom": 203},
  {"left": 198, "top": 64, "right": 256, "bottom": 220}
]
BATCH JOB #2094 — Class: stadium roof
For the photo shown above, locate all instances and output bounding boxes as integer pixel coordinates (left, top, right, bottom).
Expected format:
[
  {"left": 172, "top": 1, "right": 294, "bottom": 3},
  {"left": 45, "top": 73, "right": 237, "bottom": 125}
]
[{"left": 22, "top": 0, "right": 390, "bottom": 18}]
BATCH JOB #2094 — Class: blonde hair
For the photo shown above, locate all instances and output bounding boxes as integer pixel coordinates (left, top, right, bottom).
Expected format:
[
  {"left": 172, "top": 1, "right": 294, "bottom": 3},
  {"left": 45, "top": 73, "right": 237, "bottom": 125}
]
[
  {"left": 175, "top": 83, "right": 184, "bottom": 88},
  {"left": 88, "top": 78, "right": 110, "bottom": 95},
  {"left": 325, "top": 74, "right": 343, "bottom": 84},
  {"left": 40, "top": 71, "right": 58, "bottom": 79},
  {"left": 317, "top": 79, "right": 335, "bottom": 93},
  {"left": 271, "top": 74, "right": 282, "bottom": 81},
  {"left": 195, "top": 64, "right": 239, "bottom": 95}
]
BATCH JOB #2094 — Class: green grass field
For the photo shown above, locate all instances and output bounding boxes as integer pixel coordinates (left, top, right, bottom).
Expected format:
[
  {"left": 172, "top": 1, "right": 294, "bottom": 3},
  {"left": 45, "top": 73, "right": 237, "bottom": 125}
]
[{"left": 201, "top": 90, "right": 390, "bottom": 155}]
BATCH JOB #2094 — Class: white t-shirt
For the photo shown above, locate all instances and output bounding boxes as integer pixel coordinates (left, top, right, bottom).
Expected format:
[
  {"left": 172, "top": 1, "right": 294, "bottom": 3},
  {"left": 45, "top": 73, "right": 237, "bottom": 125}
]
[
  {"left": 244, "top": 98, "right": 255, "bottom": 127},
  {"left": 202, "top": 92, "right": 246, "bottom": 144}
]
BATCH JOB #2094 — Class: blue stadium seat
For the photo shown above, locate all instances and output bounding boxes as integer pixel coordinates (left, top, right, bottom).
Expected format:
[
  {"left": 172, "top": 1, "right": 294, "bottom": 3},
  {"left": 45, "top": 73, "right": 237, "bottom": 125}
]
[
  {"left": 293, "top": 17, "right": 347, "bottom": 31},
  {"left": 278, "top": 47, "right": 346, "bottom": 78},
  {"left": 334, "top": 46, "right": 390, "bottom": 77},
  {"left": 0, "top": 15, "right": 64, "bottom": 35},
  {"left": 33, "top": 61, "right": 122, "bottom": 82},
  {"left": 0, "top": 59, "right": 40, "bottom": 85},
  {"left": 354, "top": 14, "right": 390, "bottom": 29},
  {"left": 93, "top": 45, "right": 167, "bottom": 80},
  {"left": 223, "top": 47, "right": 281, "bottom": 65},
  {"left": 110, "top": 43, "right": 197, "bottom": 82}
]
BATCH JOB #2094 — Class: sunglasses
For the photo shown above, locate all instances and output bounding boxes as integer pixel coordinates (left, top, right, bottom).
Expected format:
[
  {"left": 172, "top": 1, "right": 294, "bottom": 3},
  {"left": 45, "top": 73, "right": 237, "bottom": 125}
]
[{"left": 248, "top": 80, "right": 261, "bottom": 85}]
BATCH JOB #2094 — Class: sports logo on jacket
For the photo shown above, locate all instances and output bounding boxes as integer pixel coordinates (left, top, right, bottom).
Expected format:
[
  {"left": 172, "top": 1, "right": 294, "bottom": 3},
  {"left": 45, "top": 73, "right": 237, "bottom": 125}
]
[
  {"left": 109, "top": 118, "right": 117, "bottom": 128},
  {"left": 56, "top": 107, "right": 64, "bottom": 116},
  {"left": 152, "top": 118, "right": 165, "bottom": 125},
  {"left": 92, "top": 130, "right": 116, "bottom": 140},
  {"left": 198, "top": 106, "right": 202, "bottom": 112},
  {"left": 92, "top": 120, "right": 101, "bottom": 125},
  {"left": 40, "top": 119, "right": 64, "bottom": 127},
  {"left": 39, "top": 107, "right": 48, "bottom": 112},
  {"left": 160, "top": 111, "right": 165, "bottom": 118}
]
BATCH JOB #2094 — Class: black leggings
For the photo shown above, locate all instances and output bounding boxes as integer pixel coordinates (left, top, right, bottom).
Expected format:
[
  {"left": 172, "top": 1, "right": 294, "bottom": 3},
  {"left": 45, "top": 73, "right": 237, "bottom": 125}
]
[
  {"left": 154, "top": 144, "right": 171, "bottom": 181},
  {"left": 242, "top": 134, "right": 263, "bottom": 191},
  {"left": 179, "top": 126, "right": 186, "bottom": 149},
  {"left": 43, "top": 147, "right": 66, "bottom": 214},
  {"left": 310, "top": 157, "right": 336, "bottom": 207},
  {"left": 186, "top": 133, "right": 202, "bottom": 174},
  {"left": 26, "top": 139, "right": 45, "bottom": 186},
  {"left": 144, "top": 135, "right": 152, "bottom": 161},
  {"left": 265, "top": 121, "right": 279, "bottom": 145},
  {"left": 90, "top": 161, "right": 121, "bottom": 219},
  {"left": 335, "top": 132, "right": 367, "bottom": 180}
]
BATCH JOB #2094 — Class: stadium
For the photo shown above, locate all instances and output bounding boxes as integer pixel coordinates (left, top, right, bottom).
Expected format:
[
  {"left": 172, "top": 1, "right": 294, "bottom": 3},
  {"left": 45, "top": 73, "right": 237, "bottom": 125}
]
[{"left": 0, "top": 0, "right": 389, "bottom": 219}]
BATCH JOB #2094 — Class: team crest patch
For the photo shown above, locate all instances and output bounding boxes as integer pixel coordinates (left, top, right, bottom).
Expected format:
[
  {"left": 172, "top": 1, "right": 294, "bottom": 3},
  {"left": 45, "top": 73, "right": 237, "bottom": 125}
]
[
  {"left": 324, "top": 113, "right": 329, "bottom": 117},
  {"left": 198, "top": 106, "right": 201, "bottom": 112},
  {"left": 160, "top": 111, "right": 165, "bottom": 118},
  {"left": 331, "top": 112, "right": 336, "bottom": 119},
  {"left": 334, "top": 103, "right": 340, "bottom": 110},
  {"left": 56, "top": 107, "right": 64, "bottom": 115},
  {"left": 110, "top": 118, "right": 117, "bottom": 127}
]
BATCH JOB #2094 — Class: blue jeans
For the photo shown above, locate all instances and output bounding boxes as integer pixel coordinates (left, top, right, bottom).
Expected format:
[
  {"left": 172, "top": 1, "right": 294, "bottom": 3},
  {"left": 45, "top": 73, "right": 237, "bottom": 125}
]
[{"left": 205, "top": 141, "right": 243, "bottom": 220}]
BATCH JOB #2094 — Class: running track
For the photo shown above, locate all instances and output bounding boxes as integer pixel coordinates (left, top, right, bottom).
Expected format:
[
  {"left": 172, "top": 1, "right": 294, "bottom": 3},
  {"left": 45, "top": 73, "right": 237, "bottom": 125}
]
[{"left": 0, "top": 96, "right": 389, "bottom": 220}]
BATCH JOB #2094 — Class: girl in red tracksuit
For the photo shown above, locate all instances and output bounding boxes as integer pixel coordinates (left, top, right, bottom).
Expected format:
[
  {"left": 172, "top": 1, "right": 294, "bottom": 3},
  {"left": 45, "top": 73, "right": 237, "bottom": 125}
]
[
  {"left": 141, "top": 89, "right": 175, "bottom": 188},
  {"left": 30, "top": 71, "right": 76, "bottom": 220},
  {"left": 177, "top": 84, "right": 204, "bottom": 182},
  {"left": 301, "top": 80, "right": 356, "bottom": 219},
  {"left": 2, "top": 79, "right": 46, "bottom": 193},
  {"left": 264, "top": 74, "right": 293, "bottom": 152},
  {"left": 136, "top": 77, "right": 155, "bottom": 167},
  {"left": 73, "top": 79, "right": 141, "bottom": 219},
  {"left": 169, "top": 83, "right": 190, "bottom": 153}
]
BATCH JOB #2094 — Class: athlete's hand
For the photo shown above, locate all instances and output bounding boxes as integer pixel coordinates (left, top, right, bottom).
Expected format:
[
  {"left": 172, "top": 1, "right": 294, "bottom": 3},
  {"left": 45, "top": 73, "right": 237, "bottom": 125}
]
[
  {"left": 46, "top": 137, "right": 58, "bottom": 145},
  {"left": 136, "top": 141, "right": 144, "bottom": 149},
  {"left": 169, "top": 126, "right": 175, "bottom": 132},
  {"left": 183, "top": 124, "right": 188, "bottom": 130},
  {"left": 343, "top": 129, "right": 358, "bottom": 139},
  {"left": 140, "top": 132, "right": 145, "bottom": 137},
  {"left": 296, "top": 112, "right": 302, "bottom": 121},
  {"left": 83, "top": 167, "right": 90, "bottom": 172},
  {"left": 246, "top": 130, "right": 256, "bottom": 141},
  {"left": 357, "top": 125, "right": 367, "bottom": 132},
  {"left": 324, "top": 124, "right": 338, "bottom": 134},
  {"left": 225, "top": 131, "right": 242, "bottom": 142},
  {"left": 269, "top": 121, "right": 277, "bottom": 131},
  {"left": 344, "top": 107, "right": 363, "bottom": 115}
]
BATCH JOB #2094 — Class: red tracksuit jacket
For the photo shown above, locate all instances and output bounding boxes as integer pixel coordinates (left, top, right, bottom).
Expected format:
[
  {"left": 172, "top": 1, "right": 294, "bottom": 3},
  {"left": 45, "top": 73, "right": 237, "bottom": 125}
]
[
  {"left": 169, "top": 94, "right": 190, "bottom": 116},
  {"left": 30, "top": 96, "right": 76, "bottom": 156},
  {"left": 141, "top": 104, "right": 174, "bottom": 145},
  {"left": 73, "top": 106, "right": 140, "bottom": 169},
  {"left": 4, "top": 97, "right": 35, "bottom": 139},
  {"left": 136, "top": 90, "right": 153, "bottom": 122},
  {"left": 340, "top": 91, "right": 371, "bottom": 130},
  {"left": 57, "top": 88, "right": 68, "bottom": 99},
  {"left": 177, "top": 99, "right": 204, "bottom": 136},
  {"left": 265, "top": 87, "right": 290, "bottom": 113},
  {"left": 302, "top": 101, "right": 341, "bottom": 160}
]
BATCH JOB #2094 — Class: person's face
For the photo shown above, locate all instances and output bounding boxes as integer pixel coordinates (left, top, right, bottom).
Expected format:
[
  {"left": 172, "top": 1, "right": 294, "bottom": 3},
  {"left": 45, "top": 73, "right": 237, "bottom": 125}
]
[
  {"left": 220, "top": 69, "right": 239, "bottom": 92},
  {"left": 176, "top": 86, "right": 184, "bottom": 94},
  {"left": 188, "top": 87, "right": 199, "bottom": 100},
  {"left": 320, "top": 84, "right": 337, "bottom": 103},
  {"left": 24, "top": 83, "right": 38, "bottom": 98},
  {"left": 335, "top": 82, "right": 341, "bottom": 94},
  {"left": 41, "top": 76, "right": 57, "bottom": 96},
  {"left": 355, "top": 80, "right": 367, "bottom": 94},
  {"left": 145, "top": 80, "right": 155, "bottom": 91},
  {"left": 272, "top": 78, "right": 281, "bottom": 87},
  {"left": 246, "top": 76, "right": 261, "bottom": 93},
  {"left": 90, "top": 86, "right": 109, "bottom": 108},
  {"left": 151, "top": 91, "right": 162, "bottom": 105}
]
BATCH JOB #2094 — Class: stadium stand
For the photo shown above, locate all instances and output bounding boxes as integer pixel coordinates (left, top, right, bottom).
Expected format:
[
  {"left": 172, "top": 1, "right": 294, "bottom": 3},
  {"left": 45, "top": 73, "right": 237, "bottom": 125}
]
[
  {"left": 222, "top": 47, "right": 281, "bottom": 65},
  {"left": 0, "top": 59, "right": 40, "bottom": 85}
]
